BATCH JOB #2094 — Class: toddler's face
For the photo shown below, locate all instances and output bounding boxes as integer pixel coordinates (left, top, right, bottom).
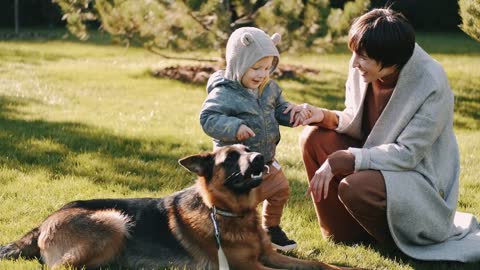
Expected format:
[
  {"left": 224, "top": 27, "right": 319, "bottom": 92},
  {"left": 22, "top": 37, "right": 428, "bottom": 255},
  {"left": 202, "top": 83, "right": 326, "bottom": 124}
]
[{"left": 241, "top": 56, "right": 274, "bottom": 90}]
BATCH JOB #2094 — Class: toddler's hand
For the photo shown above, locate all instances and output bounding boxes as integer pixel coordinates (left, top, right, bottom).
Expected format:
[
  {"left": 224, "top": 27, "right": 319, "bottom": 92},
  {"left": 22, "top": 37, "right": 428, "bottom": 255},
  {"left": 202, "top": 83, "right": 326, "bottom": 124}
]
[
  {"left": 236, "top": 124, "right": 255, "bottom": 141},
  {"left": 284, "top": 103, "right": 313, "bottom": 127}
]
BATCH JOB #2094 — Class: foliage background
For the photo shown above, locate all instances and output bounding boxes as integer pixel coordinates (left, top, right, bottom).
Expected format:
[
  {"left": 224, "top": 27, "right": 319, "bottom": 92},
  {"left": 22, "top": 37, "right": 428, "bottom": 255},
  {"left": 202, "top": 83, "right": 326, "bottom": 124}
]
[{"left": 0, "top": 0, "right": 462, "bottom": 31}]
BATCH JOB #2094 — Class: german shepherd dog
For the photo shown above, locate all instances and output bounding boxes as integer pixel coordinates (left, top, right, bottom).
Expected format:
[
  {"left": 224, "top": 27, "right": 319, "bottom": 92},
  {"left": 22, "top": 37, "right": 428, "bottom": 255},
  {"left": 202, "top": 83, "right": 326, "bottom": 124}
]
[{"left": 0, "top": 145, "right": 359, "bottom": 270}]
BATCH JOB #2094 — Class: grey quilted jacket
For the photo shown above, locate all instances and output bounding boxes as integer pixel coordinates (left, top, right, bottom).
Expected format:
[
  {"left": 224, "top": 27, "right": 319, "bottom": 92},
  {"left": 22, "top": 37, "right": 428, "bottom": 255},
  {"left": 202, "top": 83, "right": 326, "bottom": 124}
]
[{"left": 200, "top": 70, "right": 292, "bottom": 162}]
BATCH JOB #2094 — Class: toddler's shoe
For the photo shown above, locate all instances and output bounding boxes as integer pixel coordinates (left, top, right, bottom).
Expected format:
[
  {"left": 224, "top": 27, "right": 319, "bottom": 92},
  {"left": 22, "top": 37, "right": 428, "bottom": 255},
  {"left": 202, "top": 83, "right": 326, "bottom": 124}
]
[{"left": 266, "top": 225, "right": 297, "bottom": 252}]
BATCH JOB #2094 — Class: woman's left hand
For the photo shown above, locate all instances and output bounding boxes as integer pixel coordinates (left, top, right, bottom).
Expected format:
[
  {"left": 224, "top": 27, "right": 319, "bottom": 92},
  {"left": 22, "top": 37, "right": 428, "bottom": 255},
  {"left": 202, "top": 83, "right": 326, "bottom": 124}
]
[{"left": 307, "top": 160, "right": 334, "bottom": 202}]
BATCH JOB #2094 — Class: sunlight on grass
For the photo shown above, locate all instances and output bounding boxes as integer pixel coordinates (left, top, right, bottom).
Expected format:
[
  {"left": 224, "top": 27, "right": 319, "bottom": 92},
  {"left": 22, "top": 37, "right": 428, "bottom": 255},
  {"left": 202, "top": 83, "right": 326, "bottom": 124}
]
[{"left": 0, "top": 31, "right": 479, "bottom": 270}]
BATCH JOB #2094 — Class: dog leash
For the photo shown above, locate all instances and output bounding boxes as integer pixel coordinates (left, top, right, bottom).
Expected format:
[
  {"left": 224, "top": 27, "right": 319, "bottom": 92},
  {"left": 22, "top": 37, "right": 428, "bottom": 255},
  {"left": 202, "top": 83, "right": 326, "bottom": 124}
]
[{"left": 210, "top": 206, "right": 230, "bottom": 270}]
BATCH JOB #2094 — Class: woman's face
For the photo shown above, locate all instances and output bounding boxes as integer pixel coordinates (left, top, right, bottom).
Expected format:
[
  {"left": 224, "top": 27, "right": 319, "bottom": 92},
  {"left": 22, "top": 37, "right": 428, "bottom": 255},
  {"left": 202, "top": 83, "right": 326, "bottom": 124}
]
[
  {"left": 241, "top": 56, "right": 274, "bottom": 90},
  {"left": 351, "top": 51, "right": 396, "bottom": 83}
]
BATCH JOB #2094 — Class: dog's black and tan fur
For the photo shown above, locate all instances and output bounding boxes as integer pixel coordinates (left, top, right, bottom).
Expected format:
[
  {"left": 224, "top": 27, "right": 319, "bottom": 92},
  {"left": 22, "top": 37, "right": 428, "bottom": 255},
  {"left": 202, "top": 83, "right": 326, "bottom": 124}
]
[{"left": 0, "top": 145, "right": 357, "bottom": 270}]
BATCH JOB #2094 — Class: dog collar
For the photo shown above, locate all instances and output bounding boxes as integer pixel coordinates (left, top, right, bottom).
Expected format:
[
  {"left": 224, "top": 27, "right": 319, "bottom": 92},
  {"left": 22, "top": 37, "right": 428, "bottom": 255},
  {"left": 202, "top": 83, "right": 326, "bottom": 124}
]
[
  {"left": 210, "top": 205, "right": 243, "bottom": 218},
  {"left": 214, "top": 207, "right": 244, "bottom": 218}
]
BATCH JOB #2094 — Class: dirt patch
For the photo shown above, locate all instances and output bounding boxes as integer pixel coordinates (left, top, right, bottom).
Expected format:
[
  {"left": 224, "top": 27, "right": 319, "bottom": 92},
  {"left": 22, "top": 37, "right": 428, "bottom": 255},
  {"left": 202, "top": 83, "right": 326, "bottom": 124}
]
[{"left": 151, "top": 64, "right": 319, "bottom": 84}]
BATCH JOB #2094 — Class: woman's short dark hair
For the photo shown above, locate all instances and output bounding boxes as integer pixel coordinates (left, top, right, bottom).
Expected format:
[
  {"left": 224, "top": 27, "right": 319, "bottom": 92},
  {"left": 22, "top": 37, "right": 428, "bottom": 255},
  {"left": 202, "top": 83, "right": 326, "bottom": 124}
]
[{"left": 348, "top": 8, "right": 415, "bottom": 69}]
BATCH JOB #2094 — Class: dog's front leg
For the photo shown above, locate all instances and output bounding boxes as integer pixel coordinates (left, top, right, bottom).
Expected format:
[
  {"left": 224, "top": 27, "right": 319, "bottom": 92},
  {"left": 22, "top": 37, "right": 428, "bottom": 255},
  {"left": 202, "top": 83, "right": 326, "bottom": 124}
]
[{"left": 260, "top": 249, "right": 360, "bottom": 270}]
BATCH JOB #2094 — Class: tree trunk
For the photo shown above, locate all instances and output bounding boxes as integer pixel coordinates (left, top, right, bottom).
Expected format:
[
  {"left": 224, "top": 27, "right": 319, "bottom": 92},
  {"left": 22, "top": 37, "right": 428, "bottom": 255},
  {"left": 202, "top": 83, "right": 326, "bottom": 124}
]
[{"left": 14, "top": 0, "right": 19, "bottom": 34}]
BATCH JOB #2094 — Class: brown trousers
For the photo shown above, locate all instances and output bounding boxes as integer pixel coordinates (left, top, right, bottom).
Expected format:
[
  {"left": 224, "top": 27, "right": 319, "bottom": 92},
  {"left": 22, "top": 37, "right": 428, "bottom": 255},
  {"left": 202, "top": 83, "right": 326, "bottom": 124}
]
[
  {"left": 299, "top": 126, "right": 392, "bottom": 243},
  {"left": 256, "top": 160, "right": 290, "bottom": 228}
]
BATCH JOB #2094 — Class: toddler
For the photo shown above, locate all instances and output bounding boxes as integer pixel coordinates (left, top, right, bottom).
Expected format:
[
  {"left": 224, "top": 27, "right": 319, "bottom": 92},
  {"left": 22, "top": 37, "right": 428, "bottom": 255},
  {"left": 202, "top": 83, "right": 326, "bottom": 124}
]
[{"left": 200, "top": 27, "right": 307, "bottom": 251}]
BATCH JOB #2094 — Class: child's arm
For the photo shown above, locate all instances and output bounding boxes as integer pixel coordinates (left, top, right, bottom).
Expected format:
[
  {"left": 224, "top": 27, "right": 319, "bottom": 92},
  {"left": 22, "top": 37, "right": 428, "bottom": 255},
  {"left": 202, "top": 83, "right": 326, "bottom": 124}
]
[
  {"left": 275, "top": 99, "right": 293, "bottom": 127},
  {"left": 270, "top": 81, "right": 295, "bottom": 127},
  {"left": 200, "top": 91, "right": 246, "bottom": 142},
  {"left": 274, "top": 93, "right": 312, "bottom": 127}
]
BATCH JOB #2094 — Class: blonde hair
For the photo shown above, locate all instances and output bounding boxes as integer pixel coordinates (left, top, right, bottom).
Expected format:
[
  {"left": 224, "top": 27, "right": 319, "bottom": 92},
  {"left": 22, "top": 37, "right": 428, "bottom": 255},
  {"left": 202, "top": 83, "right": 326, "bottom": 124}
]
[{"left": 258, "top": 75, "right": 270, "bottom": 96}]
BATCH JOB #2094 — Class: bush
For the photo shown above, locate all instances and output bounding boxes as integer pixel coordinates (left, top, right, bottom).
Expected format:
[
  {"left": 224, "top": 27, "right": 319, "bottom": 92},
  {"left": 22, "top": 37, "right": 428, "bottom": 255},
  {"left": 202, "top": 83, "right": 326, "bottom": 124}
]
[
  {"left": 459, "top": 0, "right": 480, "bottom": 42},
  {"left": 52, "top": 0, "right": 370, "bottom": 54}
]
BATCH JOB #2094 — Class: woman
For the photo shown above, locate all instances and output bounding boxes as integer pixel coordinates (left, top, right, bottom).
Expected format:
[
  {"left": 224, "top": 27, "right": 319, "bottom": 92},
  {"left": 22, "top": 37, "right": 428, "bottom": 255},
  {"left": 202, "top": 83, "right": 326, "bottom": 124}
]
[{"left": 288, "top": 8, "right": 480, "bottom": 262}]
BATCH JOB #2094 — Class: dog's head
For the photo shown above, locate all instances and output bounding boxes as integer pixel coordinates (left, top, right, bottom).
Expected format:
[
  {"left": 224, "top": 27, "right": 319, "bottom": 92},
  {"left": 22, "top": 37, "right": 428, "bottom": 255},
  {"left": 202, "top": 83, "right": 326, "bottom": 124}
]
[
  {"left": 179, "top": 145, "right": 265, "bottom": 210},
  {"left": 179, "top": 144, "right": 265, "bottom": 193}
]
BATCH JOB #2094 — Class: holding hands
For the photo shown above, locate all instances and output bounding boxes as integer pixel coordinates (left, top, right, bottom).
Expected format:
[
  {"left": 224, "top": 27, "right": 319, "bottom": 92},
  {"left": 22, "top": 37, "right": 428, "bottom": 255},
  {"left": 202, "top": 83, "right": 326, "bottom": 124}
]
[
  {"left": 284, "top": 103, "right": 325, "bottom": 127},
  {"left": 237, "top": 102, "right": 323, "bottom": 141}
]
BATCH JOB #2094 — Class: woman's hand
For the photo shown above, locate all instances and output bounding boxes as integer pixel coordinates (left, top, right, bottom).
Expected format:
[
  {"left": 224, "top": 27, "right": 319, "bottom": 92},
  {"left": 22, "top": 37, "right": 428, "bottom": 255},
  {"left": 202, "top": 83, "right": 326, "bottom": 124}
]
[
  {"left": 236, "top": 124, "right": 255, "bottom": 141},
  {"left": 284, "top": 103, "right": 325, "bottom": 126},
  {"left": 307, "top": 160, "right": 334, "bottom": 202},
  {"left": 301, "top": 105, "right": 325, "bottom": 125},
  {"left": 283, "top": 103, "right": 313, "bottom": 127}
]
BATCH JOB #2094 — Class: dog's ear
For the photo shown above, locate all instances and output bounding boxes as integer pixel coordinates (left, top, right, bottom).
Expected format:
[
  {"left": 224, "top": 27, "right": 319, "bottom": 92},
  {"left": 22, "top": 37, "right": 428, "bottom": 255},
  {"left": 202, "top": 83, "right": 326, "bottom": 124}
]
[{"left": 178, "top": 153, "right": 213, "bottom": 177}]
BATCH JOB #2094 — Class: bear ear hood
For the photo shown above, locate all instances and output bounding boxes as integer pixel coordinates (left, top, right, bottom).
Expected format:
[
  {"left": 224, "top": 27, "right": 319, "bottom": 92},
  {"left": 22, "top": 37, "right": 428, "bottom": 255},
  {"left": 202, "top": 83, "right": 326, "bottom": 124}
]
[
  {"left": 270, "top": 33, "right": 281, "bottom": 45},
  {"left": 224, "top": 27, "right": 281, "bottom": 83}
]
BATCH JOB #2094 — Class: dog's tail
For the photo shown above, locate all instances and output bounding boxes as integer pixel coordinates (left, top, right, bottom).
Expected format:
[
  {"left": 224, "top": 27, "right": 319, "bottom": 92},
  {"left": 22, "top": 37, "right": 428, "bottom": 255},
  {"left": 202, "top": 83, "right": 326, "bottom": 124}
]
[{"left": 0, "top": 227, "right": 41, "bottom": 260}]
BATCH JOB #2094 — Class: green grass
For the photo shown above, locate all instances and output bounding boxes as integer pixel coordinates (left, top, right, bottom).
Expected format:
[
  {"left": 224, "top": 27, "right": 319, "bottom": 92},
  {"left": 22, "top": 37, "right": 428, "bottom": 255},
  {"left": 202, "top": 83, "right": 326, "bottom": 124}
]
[{"left": 0, "top": 31, "right": 479, "bottom": 270}]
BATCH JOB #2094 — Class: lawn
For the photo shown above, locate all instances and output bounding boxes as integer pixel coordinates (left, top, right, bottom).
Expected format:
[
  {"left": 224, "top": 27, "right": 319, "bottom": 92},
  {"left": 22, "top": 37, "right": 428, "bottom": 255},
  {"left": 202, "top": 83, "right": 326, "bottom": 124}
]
[{"left": 0, "top": 30, "right": 479, "bottom": 270}]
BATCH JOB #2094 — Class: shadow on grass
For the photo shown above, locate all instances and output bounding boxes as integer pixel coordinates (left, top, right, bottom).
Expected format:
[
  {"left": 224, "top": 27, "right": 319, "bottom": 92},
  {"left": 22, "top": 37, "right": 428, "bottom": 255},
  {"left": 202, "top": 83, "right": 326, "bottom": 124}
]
[{"left": 0, "top": 95, "right": 202, "bottom": 192}]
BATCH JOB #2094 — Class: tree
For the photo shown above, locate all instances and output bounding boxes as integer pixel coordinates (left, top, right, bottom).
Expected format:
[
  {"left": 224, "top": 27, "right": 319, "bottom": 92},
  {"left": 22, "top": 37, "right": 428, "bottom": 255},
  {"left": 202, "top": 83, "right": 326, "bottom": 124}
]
[
  {"left": 53, "top": 0, "right": 369, "bottom": 53},
  {"left": 14, "top": 0, "right": 19, "bottom": 34},
  {"left": 53, "top": 0, "right": 97, "bottom": 40},
  {"left": 53, "top": 0, "right": 369, "bottom": 82},
  {"left": 327, "top": 0, "right": 370, "bottom": 40},
  {"left": 459, "top": 0, "right": 480, "bottom": 42}
]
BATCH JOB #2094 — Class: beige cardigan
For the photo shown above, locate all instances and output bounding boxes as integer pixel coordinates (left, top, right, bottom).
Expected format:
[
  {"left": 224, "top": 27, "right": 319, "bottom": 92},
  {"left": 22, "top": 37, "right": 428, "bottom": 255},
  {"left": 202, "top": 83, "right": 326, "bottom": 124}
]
[{"left": 335, "top": 44, "right": 480, "bottom": 262}]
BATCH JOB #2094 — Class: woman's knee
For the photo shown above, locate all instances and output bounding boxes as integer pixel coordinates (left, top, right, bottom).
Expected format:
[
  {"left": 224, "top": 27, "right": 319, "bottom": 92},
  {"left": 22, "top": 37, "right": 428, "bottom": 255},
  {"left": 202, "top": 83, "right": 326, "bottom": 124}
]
[
  {"left": 338, "top": 171, "right": 385, "bottom": 207},
  {"left": 337, "top": 173, "right": 368, "bottom": 207}
]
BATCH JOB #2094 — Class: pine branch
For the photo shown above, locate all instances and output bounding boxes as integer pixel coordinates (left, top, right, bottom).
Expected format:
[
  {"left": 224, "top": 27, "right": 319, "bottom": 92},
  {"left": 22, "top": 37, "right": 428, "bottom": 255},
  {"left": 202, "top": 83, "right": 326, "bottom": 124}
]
[{"left": 232, "top": 0, "right": 270, "bottom": 28}]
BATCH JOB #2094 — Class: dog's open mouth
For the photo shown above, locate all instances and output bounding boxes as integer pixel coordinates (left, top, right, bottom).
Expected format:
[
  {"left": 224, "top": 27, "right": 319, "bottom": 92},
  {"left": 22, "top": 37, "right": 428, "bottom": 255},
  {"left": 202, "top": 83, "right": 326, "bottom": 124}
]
[
  {"left": 246, "top": 170, "right": 263, "bottom": 187},
  {"left": 251, "top": 171, "right": 263, "bottom": 179},
  {"left": 225, "top": 169, "right": 263, "bottom": 191},
  {"left": 243, "top": 156, "right": 265, "bottom": 188},
  {"left": 224, "top": 155, "right": 265, "bottom": 193}
]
